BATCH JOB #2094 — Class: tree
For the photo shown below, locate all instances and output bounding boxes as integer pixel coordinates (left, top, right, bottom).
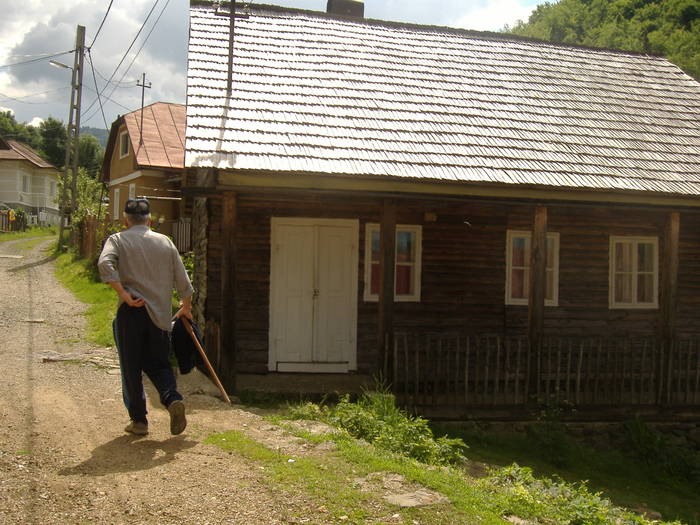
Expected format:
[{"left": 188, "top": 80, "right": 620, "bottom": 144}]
[
  {"left": 38, "top": 117, "right": 68, "bottom": 169},
  {"left": 78, "top": 134, "right": 104, "bottom": 179},
  {"left": 507, "top": 0, "right": 700, "bottom": 81},
  {"left": 0, "top": 111, "right": 42, "bottom": 151}
]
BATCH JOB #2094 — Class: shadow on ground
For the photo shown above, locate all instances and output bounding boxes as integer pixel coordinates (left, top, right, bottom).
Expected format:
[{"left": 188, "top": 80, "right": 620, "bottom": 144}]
[{"left": 59, "top": 435, "right": 198, "bottom": 476}]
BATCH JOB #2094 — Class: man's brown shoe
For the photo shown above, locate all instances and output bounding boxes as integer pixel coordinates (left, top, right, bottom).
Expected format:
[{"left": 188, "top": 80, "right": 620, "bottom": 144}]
[
  {"left": 168, "top": 400, "right": 187, "bottom": 435},
  {"left": 124, "top": 421, "right": 148, "bottom": 435}
]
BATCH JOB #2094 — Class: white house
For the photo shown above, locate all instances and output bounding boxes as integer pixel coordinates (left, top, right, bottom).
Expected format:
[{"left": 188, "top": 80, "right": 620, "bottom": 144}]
[{"left": 0, "top": 137, "right": 60, "bottom": 225}]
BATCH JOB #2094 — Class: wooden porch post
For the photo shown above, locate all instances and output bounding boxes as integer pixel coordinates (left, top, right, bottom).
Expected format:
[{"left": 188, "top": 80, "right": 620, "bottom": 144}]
[
  {"left": 378, "top": 198, "right": 396, "bottom": 379},
  {"left": 220, "top": 191, "right": 237, "bottom": 391},
  {"left": 660, "top": 211, "right": 679, "bottom": 404},
  {"left": 528, "top": 205, "right": 547, "bottom": 399}
]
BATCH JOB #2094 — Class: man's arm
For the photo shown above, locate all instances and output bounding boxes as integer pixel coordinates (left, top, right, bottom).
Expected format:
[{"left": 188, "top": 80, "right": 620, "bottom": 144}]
[
  {"left": 106, "top": 280, "right": 145, "bottom": 308},
  {"left": 175, "top": 295, "right": 192, "bottom": 320}
]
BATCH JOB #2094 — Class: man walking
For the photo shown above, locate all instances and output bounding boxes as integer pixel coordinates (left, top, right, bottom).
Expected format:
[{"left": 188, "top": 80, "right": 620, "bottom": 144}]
[{"left": 98, "top": 198, "right": 194, "bottom": 436}]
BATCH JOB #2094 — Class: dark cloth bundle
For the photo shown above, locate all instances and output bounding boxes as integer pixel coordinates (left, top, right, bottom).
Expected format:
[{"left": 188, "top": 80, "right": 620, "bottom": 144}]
[{"left": 170, "top": 317, "right": 205, "bottom": 375}]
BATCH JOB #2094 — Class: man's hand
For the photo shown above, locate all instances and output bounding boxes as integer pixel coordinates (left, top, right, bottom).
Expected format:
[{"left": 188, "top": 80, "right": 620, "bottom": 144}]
[
  {"left": 122, "top": 293, "right": 145, "bottom": 308},
  {"left": 175, "top": 296, "right": 193, "bottom": 320},
  {"left": 107, "top": 281, "right": 145, "bottom": 308}
]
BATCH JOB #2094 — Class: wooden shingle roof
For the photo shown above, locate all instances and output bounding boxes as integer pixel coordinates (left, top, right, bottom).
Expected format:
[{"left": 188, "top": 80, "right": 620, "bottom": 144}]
[{"left": 186, "top": 3, "right": 700, "bottom": 197}]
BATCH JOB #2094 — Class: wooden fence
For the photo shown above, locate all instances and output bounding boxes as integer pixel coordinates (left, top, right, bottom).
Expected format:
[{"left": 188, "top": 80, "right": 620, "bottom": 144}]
[{"left": 392, "top": 333, "right": 700, "bottom": 408}]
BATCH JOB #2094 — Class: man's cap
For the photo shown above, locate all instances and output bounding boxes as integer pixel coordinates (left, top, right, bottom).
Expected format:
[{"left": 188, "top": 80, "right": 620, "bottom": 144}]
[{"left": 124, "top": 198, "right": 150, "bottom": 215}]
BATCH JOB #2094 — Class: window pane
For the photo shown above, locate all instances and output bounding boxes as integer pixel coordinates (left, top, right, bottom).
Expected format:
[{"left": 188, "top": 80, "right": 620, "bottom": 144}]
[
  {"left": 615, "top": 242, "right": 633, "bottom": 272},
  {"left": 370, "top": 263, "right": 380, "bottom": 295},
  {"left": 546, "top": 237, "right": 555, "bottom": 270},
  {"left": 511, "top": 269, "right": 527, "bottom": 299},
  {"left": 545, "top": 269, "right": 554, "bottom": 301},
  {"left": 396, "top": 231, "right": 415, "bottom": 263},
  {"left": 371, "top": 231, "right": 380, "bottom": 262},
  {"left": 512, "top": 237, "right": 528, "bottom": 267},
  {"left": 396, "top": 265, "right": 413, "bottom": 295},
  {"left": 637, "top": 273, "right": 654, "bottom": 303},
  {"left": 638, "top": 243, "right": 654, "bottom": 272},
  {"left": 614, "top": 273, "right": 633, "bottom": 303}
]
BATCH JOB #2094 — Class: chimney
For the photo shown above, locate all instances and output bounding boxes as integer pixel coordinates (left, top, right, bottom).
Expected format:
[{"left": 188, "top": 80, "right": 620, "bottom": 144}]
[{"left": 327, "top": 0, "right": 364, "bottom": 18}]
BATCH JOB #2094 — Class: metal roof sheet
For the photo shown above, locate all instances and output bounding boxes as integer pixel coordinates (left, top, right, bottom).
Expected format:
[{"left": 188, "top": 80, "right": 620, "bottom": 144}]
[{"left": 185, "top": 4, "right": 700, "bottom": 197}]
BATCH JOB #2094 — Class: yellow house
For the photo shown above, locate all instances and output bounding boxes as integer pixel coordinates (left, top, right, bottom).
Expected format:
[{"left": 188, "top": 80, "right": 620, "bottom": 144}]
[
  {"left": 101, "top": 102, "right": 188, "bottom": 248},
  {"left": 0, "top": 137, "right": 60, "bottom": 226}
]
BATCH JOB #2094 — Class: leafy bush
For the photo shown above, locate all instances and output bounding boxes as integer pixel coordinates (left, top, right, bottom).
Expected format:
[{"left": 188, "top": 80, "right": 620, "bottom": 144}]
[
  {"left": 487, "top": 464, "right": 673, "bottom": 525},
  {"left": 287, "top": 390, "right": 467, "bottom": 466},
  {"left": 623, "top": 418, "right": 700, "bottom": 485}
]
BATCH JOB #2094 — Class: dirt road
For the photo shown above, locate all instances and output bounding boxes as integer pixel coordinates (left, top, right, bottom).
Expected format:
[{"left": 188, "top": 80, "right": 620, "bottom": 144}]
[{"left": 0, "top": 239, "right": 321, "bottom": 525}]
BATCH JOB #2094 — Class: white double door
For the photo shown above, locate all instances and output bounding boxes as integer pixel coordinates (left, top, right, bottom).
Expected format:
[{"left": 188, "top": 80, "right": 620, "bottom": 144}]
[{"left": 269, "top": 218, "right": 359, "bottom": 372}]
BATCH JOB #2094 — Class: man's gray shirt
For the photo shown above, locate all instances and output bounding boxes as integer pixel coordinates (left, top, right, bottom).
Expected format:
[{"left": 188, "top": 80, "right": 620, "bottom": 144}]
[{"left": 98, "top": 225, "right": 194, "bottom": 331}]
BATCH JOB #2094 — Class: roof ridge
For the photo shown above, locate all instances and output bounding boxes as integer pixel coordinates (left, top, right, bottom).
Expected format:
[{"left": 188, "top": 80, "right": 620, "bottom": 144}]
[{"left": 190, "top": 1, "right": 668, "bottom": 61}]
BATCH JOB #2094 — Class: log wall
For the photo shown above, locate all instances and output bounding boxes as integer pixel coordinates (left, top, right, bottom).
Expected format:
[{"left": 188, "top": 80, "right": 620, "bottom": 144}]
[{"left": 200, "top": 189, "right": 700, "bottom": 378}]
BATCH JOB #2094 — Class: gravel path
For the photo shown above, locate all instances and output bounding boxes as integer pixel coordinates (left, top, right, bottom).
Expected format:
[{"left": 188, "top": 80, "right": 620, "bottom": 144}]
[{"left": 0, "top": 238, "right": 329, "bottom": 525}]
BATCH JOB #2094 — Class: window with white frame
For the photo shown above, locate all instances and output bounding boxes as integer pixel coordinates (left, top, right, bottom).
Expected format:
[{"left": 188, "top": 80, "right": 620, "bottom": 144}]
[
  {"left": 22, "top": 175, "right": 29, "bottom": 193},
  {"left": 129, "top": 183, "right": 136, "bottom": 200},
  {"left": 113, "top": 188, "right": 121, "bottom": 220},
  {"left": 364, "top": 223, "right": 422, "bottom": 302},
  {"left": 119, "top": 131, "right": 129, "bottom": 158},
  {"left": 506, "top": 230, "right": 560, "bottom": 306},
  {"left": 609, "top": 236, "right": 658, "bottom": 309}
]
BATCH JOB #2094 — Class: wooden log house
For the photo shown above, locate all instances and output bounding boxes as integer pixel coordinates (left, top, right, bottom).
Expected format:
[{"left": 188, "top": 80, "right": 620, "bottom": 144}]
[{"left": 183, "top": 1, "right": 700, "bottom": 418}]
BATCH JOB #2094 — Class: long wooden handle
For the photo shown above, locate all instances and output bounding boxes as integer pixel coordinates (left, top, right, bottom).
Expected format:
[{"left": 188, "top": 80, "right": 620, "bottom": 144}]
[{"left": 182, "top": 317, "right": 232, "bottom": 404}]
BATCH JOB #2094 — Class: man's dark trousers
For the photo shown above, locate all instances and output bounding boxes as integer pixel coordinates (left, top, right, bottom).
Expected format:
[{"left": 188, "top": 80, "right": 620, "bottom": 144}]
[{"left": 113, "top": 304, "right": 182, "bottom": 424}]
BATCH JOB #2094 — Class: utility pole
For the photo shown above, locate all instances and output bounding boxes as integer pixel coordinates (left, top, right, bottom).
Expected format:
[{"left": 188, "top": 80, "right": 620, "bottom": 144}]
[
  {"left": 136, "top": 73, "right": 151, "bottom": 146},
  {"left": 58, "top": 25, "right": 85, "bottom": 250}
]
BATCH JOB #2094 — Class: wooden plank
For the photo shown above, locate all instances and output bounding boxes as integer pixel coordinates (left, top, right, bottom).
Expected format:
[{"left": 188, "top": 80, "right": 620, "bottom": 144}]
[
  {"left": 378, "top": 198, "right": 396, "bottom": 379},
  {"left": 219, "top": 191, "right": 237, "bottom": 389},
  {"left": 528, "top": 205, "right": 547, "bottom": 397},
  {"left": 661, "top": 211, "right": 680, "bottom": 403}
]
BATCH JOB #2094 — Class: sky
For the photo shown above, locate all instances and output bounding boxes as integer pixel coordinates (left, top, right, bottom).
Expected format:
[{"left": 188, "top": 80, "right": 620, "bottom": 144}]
[{"left": 0, "top": 0, "right": 542, "bottom": 132}]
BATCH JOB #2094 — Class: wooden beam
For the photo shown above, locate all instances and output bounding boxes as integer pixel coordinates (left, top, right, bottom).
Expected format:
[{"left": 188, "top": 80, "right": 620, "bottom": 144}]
[
  {"left": 660, "top": 211, "right": 680, "bottom": 403},
  {"left": 378, "top": 198, "right": 396, "bottom": 378},
  {"left": 220, "top": 191, "right": 237, "bottom": 391},
  {"left": 528, "top": 205, "right": 547, "bottom": 398}
]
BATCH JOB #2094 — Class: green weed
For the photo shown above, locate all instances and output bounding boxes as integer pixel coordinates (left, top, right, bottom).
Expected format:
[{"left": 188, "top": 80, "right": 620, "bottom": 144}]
[
  {"left": 54, "top": 252, "right": 117, "bottom": 347},
  {"left": 287, "top": 390, "right": 467, "bottom": 466}
]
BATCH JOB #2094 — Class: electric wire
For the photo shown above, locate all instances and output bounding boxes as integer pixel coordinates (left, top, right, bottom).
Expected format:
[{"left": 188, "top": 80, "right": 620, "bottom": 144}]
[
  {"left": 0, "top": 50, "right": 73, "bottom": 69},
  {"left": 80, "top": 0, "right": 161, "bottom": 120},
  {"left": 0, "top": 87, "right": 70, "bottom": 104},
  {"left": 89, "top": 0, "right": 115, "bottom": 48},
  {"left": 87, "top": 50, "right": 109, "bottom": 129},
  {"left": 84, "top": 0, "right": 171, "bottom": 125}
]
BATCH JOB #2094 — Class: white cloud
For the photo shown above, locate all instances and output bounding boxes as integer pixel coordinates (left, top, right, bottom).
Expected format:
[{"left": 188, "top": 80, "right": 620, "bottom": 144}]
[
  {"left": 454, "top": 0, "right": 537, "bottom": 32},
  {"left": 27, "top": 116, "right": 44, "bottom": 127},
  {"left": 0, "top": 106, "right": 15, "bottom": 116}
]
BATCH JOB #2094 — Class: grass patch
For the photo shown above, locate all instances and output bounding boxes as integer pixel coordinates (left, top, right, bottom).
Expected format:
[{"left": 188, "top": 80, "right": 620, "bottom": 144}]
[
  {"left": 435, "top": 421, "right": 699, "bottom": 524},
  {"left": 0, "top": 227, "right": 56, "bottom": 243},
  {"left": 12, "top": 236, "right": 55, "bottom": 252},
  {"left": 278, "top": 393, "right": 685, "bottom": 524},
  {"left": 54, "top": 252, "right": 116, "bottom": 347},
  {"left": 205, "top": 430, "right": 400, "bottom": 523}
]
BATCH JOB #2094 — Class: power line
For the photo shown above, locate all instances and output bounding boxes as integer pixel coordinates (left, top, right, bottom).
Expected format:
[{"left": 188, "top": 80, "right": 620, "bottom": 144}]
[
  {"left": 90, "top": 0, "right": 115, "bottom": 48},
  {"left": 87, "top": 50, "right": 109, "bottom": 130},
  {"left": 92, "top": 65, "right": 138, "bottom": 87},
  {"left": 82, "top": 86, "right": 132, "bottom": 112},
  {"left": 0, "top": 86, "right": 70, "bottom": 104},
  {"left": 80, "top": 0, "right": 161, "bottom": 120},
  {"left": 88, "top": 0, "right": 171, "bottom": 124},
  {"left": 0, "top": 50, "right": 73, "bottom": 69}
]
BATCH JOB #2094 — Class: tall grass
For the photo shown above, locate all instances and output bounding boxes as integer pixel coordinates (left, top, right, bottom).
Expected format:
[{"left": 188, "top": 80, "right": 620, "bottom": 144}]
[{"left": 54, "top": 252, "right": 116, "bottom": 347}]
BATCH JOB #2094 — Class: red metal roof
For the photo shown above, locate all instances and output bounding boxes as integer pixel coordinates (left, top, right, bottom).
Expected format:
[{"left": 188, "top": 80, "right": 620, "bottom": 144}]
[
  {"left": 0, "top": 138, "right": 56, "bottom": 169},
  {"left": 123, "top": 102, "right": 185, "bottom": 170}
]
